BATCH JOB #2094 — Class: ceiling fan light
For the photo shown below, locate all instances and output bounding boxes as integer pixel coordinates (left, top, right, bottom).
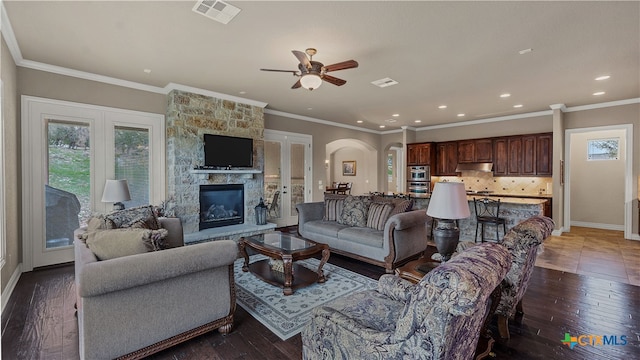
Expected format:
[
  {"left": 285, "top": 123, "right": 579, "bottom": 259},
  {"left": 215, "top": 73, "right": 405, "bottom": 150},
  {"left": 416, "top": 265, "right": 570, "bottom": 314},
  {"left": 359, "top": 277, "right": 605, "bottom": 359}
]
[{"left": 300, "top": 74, "right": 322, "bottom": 90}]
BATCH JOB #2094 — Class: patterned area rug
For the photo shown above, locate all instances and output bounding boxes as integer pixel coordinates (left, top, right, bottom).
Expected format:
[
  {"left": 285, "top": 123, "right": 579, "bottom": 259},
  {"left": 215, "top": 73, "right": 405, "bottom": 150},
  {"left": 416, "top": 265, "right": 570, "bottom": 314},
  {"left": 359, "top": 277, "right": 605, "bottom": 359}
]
[{"left": 234, "top": 255, "right": 378, "bottom": 340}]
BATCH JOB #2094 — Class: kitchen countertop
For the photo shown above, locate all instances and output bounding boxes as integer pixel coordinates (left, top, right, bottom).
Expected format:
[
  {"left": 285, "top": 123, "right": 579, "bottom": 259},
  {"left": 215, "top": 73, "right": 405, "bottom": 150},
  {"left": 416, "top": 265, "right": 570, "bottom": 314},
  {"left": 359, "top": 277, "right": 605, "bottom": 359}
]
[{"left": 385, "top": 192, "right": 550, "bottom": 204}]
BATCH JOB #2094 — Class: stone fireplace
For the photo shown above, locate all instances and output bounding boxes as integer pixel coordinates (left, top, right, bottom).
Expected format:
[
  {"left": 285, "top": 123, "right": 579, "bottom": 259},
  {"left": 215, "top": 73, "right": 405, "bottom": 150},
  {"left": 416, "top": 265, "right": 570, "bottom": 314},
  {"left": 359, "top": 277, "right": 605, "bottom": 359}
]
[{"left": 165, "top": 90, "right": 270, "bottom": 238}]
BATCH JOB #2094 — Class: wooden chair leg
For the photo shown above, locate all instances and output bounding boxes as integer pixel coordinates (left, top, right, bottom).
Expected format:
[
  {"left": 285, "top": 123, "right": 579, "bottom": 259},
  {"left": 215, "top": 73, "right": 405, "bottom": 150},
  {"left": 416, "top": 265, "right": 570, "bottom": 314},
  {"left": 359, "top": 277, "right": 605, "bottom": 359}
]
[
  {"left": 497, "top": 314, "right": 510, "bottom": 339},
  {"left": 514, "top": 300, "right": 525, "bottom": 324}
]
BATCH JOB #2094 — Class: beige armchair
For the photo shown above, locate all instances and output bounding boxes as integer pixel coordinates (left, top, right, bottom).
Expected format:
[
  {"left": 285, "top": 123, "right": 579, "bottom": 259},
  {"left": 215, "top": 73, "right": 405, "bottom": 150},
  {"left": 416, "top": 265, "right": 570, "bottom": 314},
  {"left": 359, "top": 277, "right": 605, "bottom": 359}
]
[{"left": 74, "top": 217, "right": 237, "bottom": 359}]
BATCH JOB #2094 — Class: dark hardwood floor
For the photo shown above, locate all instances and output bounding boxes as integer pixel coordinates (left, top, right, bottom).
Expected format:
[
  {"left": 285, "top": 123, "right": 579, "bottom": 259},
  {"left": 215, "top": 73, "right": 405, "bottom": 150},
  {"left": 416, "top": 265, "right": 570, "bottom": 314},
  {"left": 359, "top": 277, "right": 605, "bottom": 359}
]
[{"left": 3, "top": 230, "right": 640, "bottom": 359}]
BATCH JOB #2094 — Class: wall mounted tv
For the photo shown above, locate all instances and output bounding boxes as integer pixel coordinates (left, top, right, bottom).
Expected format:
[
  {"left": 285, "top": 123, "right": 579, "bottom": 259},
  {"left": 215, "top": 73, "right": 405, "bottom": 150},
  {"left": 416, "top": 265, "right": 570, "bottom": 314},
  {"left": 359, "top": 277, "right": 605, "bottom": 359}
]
[{"left": 204, "top": 134, "right": 254, "bottom": 168}]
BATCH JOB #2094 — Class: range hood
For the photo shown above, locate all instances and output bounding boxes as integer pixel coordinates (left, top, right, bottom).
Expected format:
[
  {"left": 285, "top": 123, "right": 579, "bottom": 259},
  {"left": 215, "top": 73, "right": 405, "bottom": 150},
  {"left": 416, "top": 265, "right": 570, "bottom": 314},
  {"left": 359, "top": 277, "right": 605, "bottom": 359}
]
[{"left": 454, "top": 162, "right": 493, "bottom": 173}]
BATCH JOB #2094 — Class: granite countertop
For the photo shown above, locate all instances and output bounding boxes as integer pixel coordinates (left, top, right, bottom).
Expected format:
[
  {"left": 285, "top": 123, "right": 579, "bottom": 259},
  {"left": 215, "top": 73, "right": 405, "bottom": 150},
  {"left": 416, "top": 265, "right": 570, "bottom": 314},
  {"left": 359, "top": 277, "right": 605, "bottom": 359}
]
[{"left": 401, "top": 192, "right": 549, "bottom": 205}]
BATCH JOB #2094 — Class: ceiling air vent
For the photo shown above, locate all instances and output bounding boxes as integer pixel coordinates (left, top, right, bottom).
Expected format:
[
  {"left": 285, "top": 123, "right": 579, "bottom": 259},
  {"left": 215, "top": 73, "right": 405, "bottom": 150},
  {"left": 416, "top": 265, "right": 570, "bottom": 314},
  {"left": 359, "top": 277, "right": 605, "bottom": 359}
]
[
  {"left": 193, "top": 0, "right": 241, "bottom": 25},
  {"left": 371, "top": 78, "right": 399, "bottom": 88}
]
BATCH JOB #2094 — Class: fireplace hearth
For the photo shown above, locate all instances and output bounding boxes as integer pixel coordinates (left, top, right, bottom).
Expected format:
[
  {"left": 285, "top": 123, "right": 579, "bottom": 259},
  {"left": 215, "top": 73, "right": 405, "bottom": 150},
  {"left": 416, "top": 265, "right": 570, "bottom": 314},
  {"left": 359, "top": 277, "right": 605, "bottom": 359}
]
[{"left": 199, "top": 184, "right": 244, "bottom": 230}]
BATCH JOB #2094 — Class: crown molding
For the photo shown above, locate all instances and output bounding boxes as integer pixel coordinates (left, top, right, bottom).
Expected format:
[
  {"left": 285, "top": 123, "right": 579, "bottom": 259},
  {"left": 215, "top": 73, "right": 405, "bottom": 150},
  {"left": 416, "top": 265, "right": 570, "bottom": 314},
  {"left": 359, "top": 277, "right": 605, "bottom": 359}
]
[
  {"left": 414, "top": 110, "right": 553, "bottom": 131},
  {"left": 1, "top": 1, "right": 23, "bottom": 65},
  {"left": 165, "top": 83, "right": 267, "bottom": 108},
  {"left": 264, "top": 109, "right": 381, "bottom": 134},
  {"left": 563, "top": 98, "right": 640, "bottom": 113}
]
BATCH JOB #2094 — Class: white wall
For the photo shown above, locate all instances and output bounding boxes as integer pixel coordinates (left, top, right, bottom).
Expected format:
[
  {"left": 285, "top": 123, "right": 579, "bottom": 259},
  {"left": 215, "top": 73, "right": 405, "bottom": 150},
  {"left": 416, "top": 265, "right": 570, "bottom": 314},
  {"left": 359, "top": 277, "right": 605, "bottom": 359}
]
[{"left": 570, "top": 129, "right": 626, "bottom": 226}]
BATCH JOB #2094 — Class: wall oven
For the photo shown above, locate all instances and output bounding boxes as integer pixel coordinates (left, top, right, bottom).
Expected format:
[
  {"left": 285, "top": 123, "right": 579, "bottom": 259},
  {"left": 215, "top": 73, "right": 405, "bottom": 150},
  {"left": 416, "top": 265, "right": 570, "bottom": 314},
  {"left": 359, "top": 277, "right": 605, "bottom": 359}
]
[
  {"left": 407, "top": 181, "right": 431, "bottom": 195},
  {"left": 407, "top": 165, "right": 429, "bottom": 181}
]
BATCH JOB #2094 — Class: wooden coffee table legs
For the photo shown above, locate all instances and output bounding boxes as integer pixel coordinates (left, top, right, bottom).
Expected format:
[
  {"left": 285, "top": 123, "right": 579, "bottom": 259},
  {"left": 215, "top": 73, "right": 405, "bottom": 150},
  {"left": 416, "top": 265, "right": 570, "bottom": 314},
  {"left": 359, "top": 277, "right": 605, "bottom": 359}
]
[{"left": 239, "top": 240, "right": 330, "bottom": 296}]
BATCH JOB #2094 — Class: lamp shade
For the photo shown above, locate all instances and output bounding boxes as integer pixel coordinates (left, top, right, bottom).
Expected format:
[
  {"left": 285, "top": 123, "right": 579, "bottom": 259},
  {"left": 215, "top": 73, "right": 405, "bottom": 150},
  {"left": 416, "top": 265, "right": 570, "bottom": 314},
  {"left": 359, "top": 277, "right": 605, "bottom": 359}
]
[
  {"left": 426, "top": 182, "right": 470, "bottom": 220},
  {"left": 101, "top": 179, "right": 131, "bottom": 203},
  {"left": 300, "top": 74, "right": 322, "bottom": 90}
]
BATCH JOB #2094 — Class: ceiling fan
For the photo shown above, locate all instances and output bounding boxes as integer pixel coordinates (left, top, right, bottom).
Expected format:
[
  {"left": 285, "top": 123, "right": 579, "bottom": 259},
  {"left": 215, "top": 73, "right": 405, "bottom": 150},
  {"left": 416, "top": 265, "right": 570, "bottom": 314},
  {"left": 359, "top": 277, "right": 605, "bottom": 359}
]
[{"left": 260, "top": 48, "right": 358, "bottom": 91}]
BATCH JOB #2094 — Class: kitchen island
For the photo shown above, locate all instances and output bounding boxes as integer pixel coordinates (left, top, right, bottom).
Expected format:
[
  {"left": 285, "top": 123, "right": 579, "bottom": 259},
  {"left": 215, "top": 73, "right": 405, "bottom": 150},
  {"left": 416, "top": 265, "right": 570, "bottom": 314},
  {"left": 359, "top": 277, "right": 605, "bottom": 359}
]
[{"left": 405, "top": 193, "right": 548, "bottom": 243}]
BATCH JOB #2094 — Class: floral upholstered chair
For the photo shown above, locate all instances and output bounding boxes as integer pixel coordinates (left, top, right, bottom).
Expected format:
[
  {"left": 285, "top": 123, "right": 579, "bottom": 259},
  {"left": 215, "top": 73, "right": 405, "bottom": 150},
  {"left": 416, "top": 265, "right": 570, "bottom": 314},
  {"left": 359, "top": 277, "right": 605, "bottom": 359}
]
[
  {"left": 495, "top": 215, "right": 554, "bottom": 339},
  {"left": 301, "top": 243, "right": 512, "bottom": 360}
]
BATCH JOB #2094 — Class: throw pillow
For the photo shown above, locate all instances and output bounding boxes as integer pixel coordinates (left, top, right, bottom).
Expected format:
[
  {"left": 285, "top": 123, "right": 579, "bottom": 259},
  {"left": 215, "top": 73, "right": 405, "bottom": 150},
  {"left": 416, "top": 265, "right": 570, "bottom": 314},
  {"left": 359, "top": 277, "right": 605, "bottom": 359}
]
[
  {"left": 339, "top": 195, "right": 373, "bottom": 227},
  {"left": 366, "top": 202, "right": 395, "bottom": 231},
  {"left": 323, "top": 194, "right": 347, "bottom": 221},
  {"left": 77, "top": 215, "right": 107, "bottom": 243},
  {"left": 390, "top": 199, "right": 414, "bottom": 216},
  {"left": 104, "top": 205, "right": 161, "bottom": 230},
  {"left": 86, "top": 228, "right": 151, "bottom": 261}
]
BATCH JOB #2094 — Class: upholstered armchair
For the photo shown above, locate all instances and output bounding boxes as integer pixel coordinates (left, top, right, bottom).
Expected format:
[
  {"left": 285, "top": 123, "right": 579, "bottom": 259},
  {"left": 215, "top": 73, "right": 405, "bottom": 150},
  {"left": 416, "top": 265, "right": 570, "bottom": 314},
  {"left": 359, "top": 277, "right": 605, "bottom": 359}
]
[
  {"left": 495, "top": 215, "right": 554, "bottom": 339},
  {"left": 302, "top": 243, "right": 512, "bottom": 360}
]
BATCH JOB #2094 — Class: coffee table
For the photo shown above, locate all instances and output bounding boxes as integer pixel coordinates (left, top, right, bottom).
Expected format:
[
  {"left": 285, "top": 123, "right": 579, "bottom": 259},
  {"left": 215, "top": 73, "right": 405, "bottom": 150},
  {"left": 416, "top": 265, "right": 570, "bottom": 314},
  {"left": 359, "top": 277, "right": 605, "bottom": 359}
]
[{"left": 239, "top": 232, "right": 330, "bottom": 296}]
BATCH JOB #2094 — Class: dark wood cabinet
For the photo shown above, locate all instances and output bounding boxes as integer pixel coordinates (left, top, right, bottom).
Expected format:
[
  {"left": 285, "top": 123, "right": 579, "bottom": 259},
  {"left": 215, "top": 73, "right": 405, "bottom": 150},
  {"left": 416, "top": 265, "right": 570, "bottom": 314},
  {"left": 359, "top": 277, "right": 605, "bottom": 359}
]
[
  {"left": 407, "top": 143, "right": 434, "bottom": 166},
  {"left": 507, "top": 137, "right": 522, "bottom": 175},
  {"left": 493, "top": 133, "right": 552, "bottom": 176},
  {"left": 457, "top": 139, "right": 493, "bottom": 163},
  {"left": 436, "top": 141, "right": 458, "bottom": 175},
  {"left": 536, "top": 134, "right": 553, "bottom": 176},
  {"left": 493, "top": 138, "right": 508, "bottom": 176},
  {"left": 522, "top": 135, "right": 536, "bottom": 175}
]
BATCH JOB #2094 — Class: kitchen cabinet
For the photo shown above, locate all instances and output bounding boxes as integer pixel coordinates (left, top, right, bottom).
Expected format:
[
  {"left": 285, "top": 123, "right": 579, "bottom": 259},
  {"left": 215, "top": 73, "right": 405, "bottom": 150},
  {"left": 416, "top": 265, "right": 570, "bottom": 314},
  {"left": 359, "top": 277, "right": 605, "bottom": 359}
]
[
  {"left": 435, "top": 141, "right": 458, "bottom": 175},
  {"left": 407, "top": 142, "right": 435, "bottom": 166},
  {"left": 458, "top": 139, "right": 493, "bottom": 163},
  {"left": 536, "top": 134, "right": 553, "bottom": 176},
  {"left": 493, "top": 133, "right": 552, "bottom": 176}
]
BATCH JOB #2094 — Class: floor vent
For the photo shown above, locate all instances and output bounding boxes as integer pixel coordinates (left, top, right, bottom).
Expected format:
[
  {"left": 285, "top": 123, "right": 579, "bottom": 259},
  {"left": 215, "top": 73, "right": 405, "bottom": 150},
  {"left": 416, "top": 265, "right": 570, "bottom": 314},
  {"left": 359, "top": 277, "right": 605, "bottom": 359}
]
[{"left": 192, "top": 0, "right": 241, "bottom": 25}]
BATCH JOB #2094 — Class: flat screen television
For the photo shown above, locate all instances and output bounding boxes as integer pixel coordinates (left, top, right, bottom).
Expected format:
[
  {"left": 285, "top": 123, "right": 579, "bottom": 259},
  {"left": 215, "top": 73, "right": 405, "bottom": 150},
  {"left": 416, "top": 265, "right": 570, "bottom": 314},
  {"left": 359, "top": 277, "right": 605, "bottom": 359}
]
[{"left": 204, "top": 134, "right": 253, "bottom": 168}]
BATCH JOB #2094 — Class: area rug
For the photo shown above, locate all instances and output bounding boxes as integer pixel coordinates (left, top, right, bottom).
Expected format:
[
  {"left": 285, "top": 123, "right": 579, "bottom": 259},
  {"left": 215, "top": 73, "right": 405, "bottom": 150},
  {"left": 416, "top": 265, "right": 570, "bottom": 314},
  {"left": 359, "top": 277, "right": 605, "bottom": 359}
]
[{"left": 234, "top": 255, "right": 378, "bottom": 340}]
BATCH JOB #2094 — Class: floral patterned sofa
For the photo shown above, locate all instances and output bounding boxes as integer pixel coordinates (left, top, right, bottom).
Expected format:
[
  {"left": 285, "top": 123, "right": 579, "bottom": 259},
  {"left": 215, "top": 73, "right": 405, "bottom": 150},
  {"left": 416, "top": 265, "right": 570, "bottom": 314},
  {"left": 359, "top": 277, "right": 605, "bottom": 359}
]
[
  {"left": 301, "top": 242, "right": 512, "bottom": 360},
  {"left": 494, "top": 215, "right": 554, "bottom": 339}
]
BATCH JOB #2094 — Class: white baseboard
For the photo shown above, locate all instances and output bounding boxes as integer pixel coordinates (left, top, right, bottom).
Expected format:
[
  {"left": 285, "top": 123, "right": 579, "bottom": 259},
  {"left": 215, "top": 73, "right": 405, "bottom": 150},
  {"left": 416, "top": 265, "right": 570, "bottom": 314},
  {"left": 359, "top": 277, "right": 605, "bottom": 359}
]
[
  {"left": 1, "top": 262, "right": 22, "bottom": 314},
  {"left": 551, "top": 228, "right": 564, "bottom": 236},
  {"left": 570, "top": 221, "right": 624, "bottom": 231}
]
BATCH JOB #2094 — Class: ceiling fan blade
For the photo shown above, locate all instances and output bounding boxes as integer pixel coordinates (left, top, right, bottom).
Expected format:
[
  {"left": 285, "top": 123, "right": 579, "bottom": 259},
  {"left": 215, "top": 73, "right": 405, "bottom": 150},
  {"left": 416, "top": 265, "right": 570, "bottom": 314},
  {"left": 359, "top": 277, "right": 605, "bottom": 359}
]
[
  {"left": 292, "top": 50, "right": 312, "bottom": 69},
  {"left": 260, "top": 68, "right": 298, "bottom": 74},
  {"left": 324, "top": 60, "right": 359, "bottom": 72},
  {"left": 291, "top": 79, "right": 302, "bottom": 89},
  {"left": 322, "top": 74, "right": 347, "bottom": 86}
]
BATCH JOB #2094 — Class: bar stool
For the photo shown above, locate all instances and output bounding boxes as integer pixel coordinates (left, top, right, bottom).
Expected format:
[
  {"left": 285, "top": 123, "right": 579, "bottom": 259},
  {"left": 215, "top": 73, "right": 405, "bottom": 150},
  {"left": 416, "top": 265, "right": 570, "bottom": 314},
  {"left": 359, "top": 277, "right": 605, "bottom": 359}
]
[{"left": 473, "top": 197, "right": 507, "bottom": 243}]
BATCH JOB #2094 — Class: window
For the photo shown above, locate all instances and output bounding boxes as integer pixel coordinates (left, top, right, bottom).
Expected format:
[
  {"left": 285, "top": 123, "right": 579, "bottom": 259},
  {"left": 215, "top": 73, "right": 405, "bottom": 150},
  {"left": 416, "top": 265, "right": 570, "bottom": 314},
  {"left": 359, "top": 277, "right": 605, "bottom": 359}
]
[{"left": 587, "top": 138, "right": 619, "bottom": 160}]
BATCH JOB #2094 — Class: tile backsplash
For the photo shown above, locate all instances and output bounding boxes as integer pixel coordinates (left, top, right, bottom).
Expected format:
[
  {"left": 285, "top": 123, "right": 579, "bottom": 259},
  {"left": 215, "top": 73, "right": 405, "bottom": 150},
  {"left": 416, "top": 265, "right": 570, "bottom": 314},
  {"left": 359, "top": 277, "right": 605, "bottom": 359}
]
[{"left": 433, "top": 172, "right": 552, "bottom": 196}]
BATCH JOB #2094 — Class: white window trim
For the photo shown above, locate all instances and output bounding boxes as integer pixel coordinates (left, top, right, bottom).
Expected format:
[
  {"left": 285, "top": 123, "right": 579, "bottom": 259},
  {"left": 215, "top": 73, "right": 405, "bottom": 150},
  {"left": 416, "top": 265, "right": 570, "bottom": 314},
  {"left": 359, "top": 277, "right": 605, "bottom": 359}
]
[
  {"left": 21, "top": 96, "right": 165, "bottom": 270},
  {"left": 0, "top": 80, "right": 6, "bottom": 269}
]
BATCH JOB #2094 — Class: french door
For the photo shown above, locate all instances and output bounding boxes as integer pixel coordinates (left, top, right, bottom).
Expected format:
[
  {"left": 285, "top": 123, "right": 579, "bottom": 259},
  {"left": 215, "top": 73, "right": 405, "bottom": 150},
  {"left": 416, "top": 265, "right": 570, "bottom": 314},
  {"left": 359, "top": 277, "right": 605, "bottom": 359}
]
[
  {"left": 21, "top": 96, "right": 165, "bottom": 270},
  {"left": 264, "top": 130, "right": 312, "bottom": 227}
]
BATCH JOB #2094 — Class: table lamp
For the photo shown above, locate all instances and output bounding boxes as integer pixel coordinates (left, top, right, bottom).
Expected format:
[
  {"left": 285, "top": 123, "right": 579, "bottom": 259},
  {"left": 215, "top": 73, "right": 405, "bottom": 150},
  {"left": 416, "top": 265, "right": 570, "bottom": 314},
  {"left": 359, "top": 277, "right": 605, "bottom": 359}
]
[
  {"left": 101, "top": 179, "right": 131, "bottom": 211},
  {"left": 426, "top": 182, "right": 470, "bottom": 261}
]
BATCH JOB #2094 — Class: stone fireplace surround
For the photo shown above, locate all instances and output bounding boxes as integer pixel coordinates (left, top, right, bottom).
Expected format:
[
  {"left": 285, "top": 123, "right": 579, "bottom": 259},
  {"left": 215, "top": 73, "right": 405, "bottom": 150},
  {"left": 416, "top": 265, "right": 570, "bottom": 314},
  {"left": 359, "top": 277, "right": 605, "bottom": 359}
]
[{"left": 165, "top": 90, "right": 275, "bottom": 243}]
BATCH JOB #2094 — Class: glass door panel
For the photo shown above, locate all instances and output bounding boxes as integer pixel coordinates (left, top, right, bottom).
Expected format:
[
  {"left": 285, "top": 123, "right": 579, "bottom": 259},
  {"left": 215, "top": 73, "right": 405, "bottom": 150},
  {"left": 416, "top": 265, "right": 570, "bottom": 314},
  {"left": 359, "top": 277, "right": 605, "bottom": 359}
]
[
  {"left": 46, "top": 120, "right": 90, "bottom": 249},
  {"left": 264, "top": 140, "right": 282, "bottom": 221},
  {"left": 289, "top": 142, "right": 306, "bottom": 219},
  {"left": 115, "top": 126, "right": 150, "bottom": 208}
]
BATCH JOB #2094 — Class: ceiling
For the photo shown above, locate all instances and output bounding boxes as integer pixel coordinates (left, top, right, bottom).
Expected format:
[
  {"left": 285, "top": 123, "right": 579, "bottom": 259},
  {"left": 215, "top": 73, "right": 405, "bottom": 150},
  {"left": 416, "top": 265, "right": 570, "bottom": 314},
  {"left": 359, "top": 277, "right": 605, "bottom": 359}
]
[{"left": 3, "top": 1, "right": 639, "bottom": 132}]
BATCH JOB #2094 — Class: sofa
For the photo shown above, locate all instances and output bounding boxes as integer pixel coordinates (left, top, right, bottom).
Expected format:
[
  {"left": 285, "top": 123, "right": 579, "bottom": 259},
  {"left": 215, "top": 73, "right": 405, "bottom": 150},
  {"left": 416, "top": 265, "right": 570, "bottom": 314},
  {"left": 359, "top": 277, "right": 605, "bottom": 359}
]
[
  {"left": 296, "top": 194, "right": 429, "bottom": 273},
  {"left": 74, "top": 211, "right": 237, "bottom": 360},
  {"left": 301, "top": 242, "right": 513, "bottom": 360}
]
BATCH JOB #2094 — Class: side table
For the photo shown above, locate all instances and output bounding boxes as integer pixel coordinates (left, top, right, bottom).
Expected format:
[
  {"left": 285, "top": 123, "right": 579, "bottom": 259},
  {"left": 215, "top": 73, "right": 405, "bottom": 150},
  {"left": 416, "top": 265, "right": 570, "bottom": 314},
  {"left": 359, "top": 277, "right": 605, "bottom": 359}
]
[{"left": 395, "top": 255, "right": 500, "bottom": 360}]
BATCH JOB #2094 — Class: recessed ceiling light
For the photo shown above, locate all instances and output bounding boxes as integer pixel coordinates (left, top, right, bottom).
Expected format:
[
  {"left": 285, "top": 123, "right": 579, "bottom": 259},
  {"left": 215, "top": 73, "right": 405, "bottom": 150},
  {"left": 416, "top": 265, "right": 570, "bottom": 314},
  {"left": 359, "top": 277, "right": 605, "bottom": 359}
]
[
  {"left": 500, "top": 93, "right": 511, "bottom": 98},
  {"left": 457, "top": 113, "right": 465, "bottom": 117},
  {"left": 143, "top": 69, "right": 151, "bottom": 74},
  {"left": 414, "top": 120, "right": 422, "bottom": 123},
  {"left": 593, "top": 91, "right": 605, "bottom": 96},
  {"left": 307, "top": 107, "right": 313, "bottom": 110},
  {"left": 356, "top": 120, "right": 364, "bottom": 123},
  {"left": 392, "top": 114, "right": 399, "bottom": 117},
  {"left": 379, "top": 125, "right": 386, "bottom": 128},
  {"left": 595, "top": 75, "right": 610, "bottom": 81},
  {"left": 438, "top": 105, "right": 447, "bottom": 109},
  {"left": 239, "top": 91, "right": 246, "bottom": 95},
  {"left": 513, "top": 104, "right": 523, "bottom": 108},
  {"left": 518, "top": 48, "right": 532, "bottom": 55},
  {"left": 385, "top": 119, "right": 397, "bottom": 123}
]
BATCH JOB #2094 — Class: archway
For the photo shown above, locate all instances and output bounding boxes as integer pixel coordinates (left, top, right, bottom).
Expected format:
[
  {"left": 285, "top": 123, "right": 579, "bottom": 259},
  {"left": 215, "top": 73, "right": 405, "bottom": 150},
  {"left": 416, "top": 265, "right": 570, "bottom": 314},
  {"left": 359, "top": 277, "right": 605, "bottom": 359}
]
[{"left": 326, "top": 139, "right": 378, "bottom": 195}]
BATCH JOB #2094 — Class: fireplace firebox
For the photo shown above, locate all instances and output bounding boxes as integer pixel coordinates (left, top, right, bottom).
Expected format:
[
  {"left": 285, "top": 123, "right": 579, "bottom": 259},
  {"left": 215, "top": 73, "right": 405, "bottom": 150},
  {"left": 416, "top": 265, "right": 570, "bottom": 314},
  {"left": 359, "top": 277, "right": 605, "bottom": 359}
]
[{"left": 199, "top": 184, "right": 244, "bottom": 230}]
